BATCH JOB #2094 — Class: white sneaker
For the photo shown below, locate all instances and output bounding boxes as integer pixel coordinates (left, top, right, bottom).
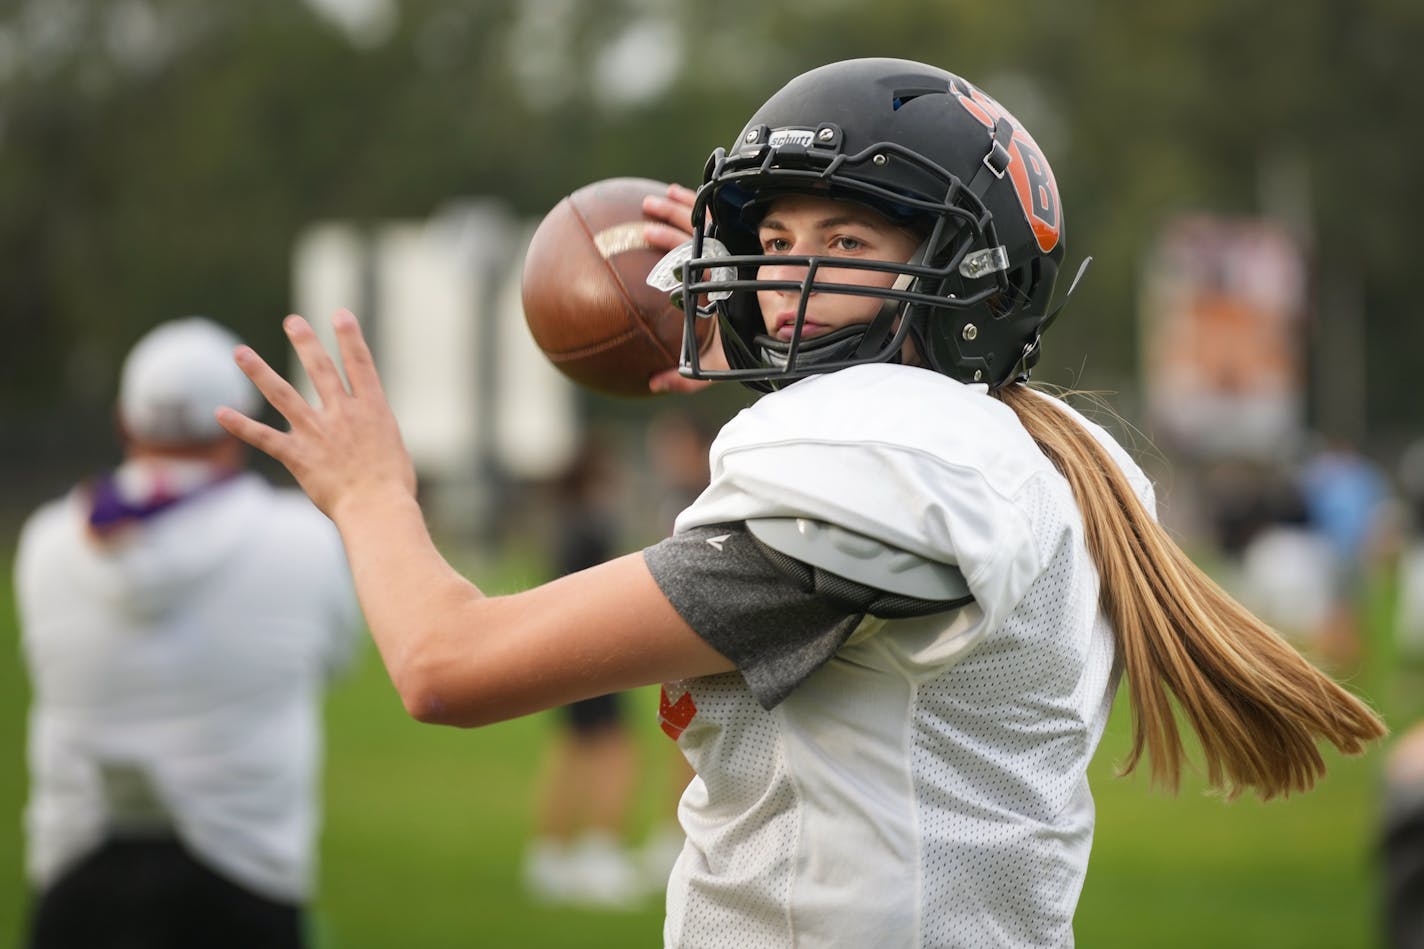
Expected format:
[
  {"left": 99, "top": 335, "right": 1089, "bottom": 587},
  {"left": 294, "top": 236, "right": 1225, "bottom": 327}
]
[
  {"left": 523, "top": 838, "right": 578, "bottom": 904},
  {"left": 561, "top": 831, "right": 647, "bottom": 910}
]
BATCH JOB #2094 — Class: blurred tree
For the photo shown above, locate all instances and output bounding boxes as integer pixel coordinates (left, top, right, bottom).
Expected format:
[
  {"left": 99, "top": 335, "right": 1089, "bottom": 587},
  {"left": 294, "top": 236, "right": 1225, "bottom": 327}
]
[{"left": 0, "top": 0, "right": 1420, "bottom": 481}]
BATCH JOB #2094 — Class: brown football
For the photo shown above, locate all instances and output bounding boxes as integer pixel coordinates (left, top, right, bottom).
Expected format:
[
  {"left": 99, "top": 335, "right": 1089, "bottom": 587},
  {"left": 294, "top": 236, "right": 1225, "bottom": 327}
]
[{"left": 521, "top": 177, "right": 711, "bottom": 398}]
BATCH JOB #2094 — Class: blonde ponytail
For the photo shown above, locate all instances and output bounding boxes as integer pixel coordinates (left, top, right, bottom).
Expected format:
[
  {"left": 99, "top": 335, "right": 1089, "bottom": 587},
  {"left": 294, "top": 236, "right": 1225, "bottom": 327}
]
[{"left": 992, "top": 384, "right": 1387, "bottom": 799}]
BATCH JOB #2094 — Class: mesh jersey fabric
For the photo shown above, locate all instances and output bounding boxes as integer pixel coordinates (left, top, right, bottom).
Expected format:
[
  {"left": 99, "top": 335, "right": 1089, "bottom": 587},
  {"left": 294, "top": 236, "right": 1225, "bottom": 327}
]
[{"left": 653, "top": 364, "right": 1155, "bottom": 949}]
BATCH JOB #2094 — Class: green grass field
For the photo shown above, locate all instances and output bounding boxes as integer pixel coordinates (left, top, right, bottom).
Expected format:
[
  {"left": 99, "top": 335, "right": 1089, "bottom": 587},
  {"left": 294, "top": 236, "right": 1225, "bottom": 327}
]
[{"left": 0, "top": 544, "right": 1410, "bottom": 948}]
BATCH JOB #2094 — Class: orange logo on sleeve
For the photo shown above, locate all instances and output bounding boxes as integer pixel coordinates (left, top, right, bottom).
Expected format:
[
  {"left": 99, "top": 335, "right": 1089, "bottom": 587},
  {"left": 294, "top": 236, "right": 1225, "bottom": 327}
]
[{"left": 659, "top": 686, "right": 698, "bottom": 740}]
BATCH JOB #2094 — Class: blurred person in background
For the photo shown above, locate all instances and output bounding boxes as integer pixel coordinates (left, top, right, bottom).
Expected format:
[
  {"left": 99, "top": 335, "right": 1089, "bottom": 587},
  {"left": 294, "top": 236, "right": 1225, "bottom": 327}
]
[
  {"left": 638, "top": 409, "right": 717, "bottom": 887},
  {"left": 1382, "top": 720, "right": 1424, "bottom": 949},
  {"left": 646, "top": 409, "right": 718, "bottom": 534},
  {"left": 14, "top": 317, "right": 361, "bottom": 949},
  {"left": 1226, "top": 463, "right": 1336, "bottom": 647},
  {"left": 1297, "top": 434, "right": 1394, "bottom": 669},
  {"left": 523, "top": 431, "right": 647, "bottom": 908},
  {"left": 1396, "top": 438, "right": 1424, "bottom": 666}
]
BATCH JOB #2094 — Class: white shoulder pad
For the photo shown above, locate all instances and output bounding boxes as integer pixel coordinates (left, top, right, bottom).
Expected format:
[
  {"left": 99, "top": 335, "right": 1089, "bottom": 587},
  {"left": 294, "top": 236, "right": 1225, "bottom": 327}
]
[{"left": 746, "top": 517, "right": 970, "bottom": 602}]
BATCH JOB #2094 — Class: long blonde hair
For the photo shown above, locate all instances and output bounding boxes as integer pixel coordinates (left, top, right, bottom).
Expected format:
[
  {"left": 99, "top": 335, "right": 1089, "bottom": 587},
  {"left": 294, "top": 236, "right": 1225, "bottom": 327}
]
[{"left": 992, "top": 383, "right": 1387, "bottom": 799}]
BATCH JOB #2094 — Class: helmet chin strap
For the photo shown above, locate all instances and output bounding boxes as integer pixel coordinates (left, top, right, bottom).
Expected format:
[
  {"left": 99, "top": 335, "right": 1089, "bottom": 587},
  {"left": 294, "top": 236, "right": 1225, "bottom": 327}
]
[
  {"left": 851, "top": 237, "right": 930, "bottom": 359},
  {"left": 851, "top": 277, "right": 914, "bottom": 360},
  {"left": 755, "top": 324, "right": 869, "bottom": 371}
]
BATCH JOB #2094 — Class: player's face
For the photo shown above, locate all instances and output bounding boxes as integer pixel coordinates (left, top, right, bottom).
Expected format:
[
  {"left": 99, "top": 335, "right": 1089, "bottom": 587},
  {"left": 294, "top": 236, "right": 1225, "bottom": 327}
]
[{"left": 755, "top": 194, "right": 922, "bottom": 341}]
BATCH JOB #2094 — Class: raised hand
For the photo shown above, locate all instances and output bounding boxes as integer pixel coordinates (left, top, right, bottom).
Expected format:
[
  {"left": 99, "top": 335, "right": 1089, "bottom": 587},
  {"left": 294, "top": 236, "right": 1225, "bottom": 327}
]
[
  {"left": 642, "top": 183, "right": 725, "bottom": 393},
  {"left": 216, "top": 310, "right": 417, "bottom": 524},
  {"left": 642, "top": 182, "right": 701, "bottom": 252}
]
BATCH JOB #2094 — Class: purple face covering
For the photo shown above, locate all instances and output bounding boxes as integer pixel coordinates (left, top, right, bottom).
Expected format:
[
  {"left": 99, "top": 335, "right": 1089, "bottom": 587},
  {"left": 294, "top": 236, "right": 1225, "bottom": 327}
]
[{"left": 86, "top": 468, "right": 239, "bottom": 535}]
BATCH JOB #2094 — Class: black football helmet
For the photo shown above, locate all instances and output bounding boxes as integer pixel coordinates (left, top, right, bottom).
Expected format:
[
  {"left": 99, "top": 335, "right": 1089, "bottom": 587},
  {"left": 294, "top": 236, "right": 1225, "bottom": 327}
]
[{"left": 674, "top": 58, "right": 1083, "bottom": 392}]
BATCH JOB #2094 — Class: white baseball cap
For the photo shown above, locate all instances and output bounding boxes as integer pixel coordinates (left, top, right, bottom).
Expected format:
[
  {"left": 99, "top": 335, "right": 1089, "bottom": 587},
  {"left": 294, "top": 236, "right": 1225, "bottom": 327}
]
[{"left": 117, "top": 317, "right": 260, "bottom": 444}]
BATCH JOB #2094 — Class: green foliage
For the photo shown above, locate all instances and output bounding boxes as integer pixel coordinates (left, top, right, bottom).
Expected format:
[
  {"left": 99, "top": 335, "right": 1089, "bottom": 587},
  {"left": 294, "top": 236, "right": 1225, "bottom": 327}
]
[{"left": 2, "top": 0, "right": 1422, "bottom": 444}]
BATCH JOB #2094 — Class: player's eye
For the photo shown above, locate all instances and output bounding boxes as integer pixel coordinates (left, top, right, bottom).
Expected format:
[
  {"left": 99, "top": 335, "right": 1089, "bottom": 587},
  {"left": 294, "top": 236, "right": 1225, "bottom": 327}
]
[
  {"left": 832, "top": 235, "right": 865, "bottom": 253},
  {"left": 761, "top": 236, "right": 792, "bottom": 254}
]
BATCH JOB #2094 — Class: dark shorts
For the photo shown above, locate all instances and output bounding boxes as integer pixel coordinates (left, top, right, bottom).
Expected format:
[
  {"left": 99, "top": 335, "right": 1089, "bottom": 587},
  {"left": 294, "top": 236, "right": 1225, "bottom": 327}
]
[
  {"left": 559, "top": 692, "right": 625, "bottom": 734},
  {"left": 27, "top": 835, "right": 305, "bottom": 949}
]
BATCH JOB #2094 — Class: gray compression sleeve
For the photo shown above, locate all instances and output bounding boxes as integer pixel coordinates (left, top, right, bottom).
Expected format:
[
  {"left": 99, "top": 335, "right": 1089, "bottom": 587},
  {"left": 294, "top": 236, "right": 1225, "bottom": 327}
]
[{"left": 643, "top": 523, "right": 864, "bottom": 709}]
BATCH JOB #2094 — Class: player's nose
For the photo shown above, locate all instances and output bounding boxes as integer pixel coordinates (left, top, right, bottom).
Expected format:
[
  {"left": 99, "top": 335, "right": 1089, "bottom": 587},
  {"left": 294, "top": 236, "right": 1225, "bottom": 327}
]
[{"left": 760, "top": 255, "right": 812, "bottom": 284}]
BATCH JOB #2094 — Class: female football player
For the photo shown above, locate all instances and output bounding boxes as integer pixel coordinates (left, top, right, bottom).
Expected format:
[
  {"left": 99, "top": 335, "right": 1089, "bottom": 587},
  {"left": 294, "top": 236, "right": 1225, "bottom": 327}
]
[{"left": 218, "top": 58, "right": 1386, "bottom": 948}]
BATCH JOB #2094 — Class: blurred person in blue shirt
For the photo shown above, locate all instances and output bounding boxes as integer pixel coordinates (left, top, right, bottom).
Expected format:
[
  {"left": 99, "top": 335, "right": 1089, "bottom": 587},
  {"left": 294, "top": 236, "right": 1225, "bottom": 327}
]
[{"left": 1297, "top": 435, "right": 1393, "bottom": 668}]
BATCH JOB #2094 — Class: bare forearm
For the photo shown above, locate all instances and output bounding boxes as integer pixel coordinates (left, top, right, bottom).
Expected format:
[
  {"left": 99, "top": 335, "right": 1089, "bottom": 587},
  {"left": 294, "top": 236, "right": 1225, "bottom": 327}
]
[
  {"left": 333, "top": 507, "right": 733, "bottom": 727},
  {"left": 332, "top": 488, "right": 484, "bottom": 721},
  {"left": 220, "top": 311, "right": 729, "bottom": 729}
]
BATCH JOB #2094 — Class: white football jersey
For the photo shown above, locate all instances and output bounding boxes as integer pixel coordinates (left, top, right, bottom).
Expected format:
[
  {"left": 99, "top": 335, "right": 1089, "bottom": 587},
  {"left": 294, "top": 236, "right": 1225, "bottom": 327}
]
[{"left": 661, "top": 364, "right": 1155, "bottom": 948}]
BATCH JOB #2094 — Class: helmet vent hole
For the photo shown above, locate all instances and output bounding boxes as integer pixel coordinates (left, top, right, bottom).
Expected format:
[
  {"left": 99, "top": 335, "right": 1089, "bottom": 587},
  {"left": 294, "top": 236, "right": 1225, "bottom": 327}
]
[{"left": 891, "top": 86, "right": 951, "bottom": 111}]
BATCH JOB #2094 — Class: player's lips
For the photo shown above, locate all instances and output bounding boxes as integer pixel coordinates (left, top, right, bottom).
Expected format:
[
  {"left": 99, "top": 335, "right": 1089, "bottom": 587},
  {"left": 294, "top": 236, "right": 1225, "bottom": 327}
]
[{"left": 773, "top": 314, "right": 829, "bottom": 340}]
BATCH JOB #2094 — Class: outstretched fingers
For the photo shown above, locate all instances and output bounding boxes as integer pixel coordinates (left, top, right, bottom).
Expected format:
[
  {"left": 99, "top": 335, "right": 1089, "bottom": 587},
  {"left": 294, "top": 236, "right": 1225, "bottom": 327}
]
[
  {"left": 284, "top": 314, "right": 351, "bottom": 408},
  {"left": 218, "top": 344, "right": 304, "bottom": 460},
  {"left": 329, "top": 309, "right": 383, "bottom": 398},
  {"left": 219, "top": 310, "right": 416, "bottom": 520}
]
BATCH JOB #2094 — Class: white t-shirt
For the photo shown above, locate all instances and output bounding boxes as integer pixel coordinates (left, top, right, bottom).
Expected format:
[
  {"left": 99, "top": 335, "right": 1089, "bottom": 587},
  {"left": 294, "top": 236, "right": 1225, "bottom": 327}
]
[
  {"left": 652, "top": 364, "right": 1155, "bottom": 949},
  {"left": 15, "top": 464, "right": 360, "bottom": 902}
]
